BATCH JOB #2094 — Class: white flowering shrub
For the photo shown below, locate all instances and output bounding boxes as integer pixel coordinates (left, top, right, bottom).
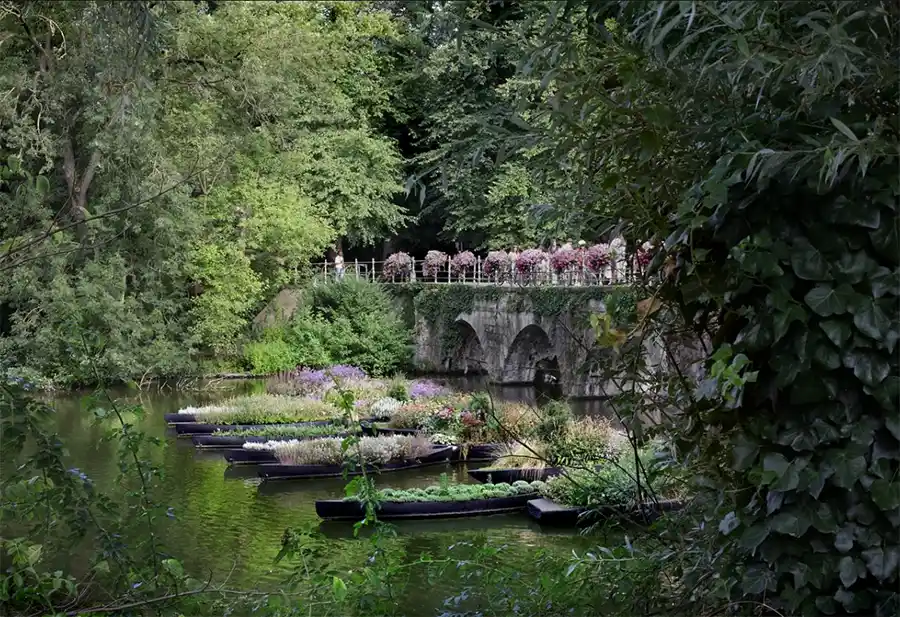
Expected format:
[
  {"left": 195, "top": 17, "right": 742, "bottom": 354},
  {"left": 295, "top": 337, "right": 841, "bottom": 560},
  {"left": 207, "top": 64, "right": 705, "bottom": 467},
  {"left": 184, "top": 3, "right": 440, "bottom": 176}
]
[{"left": 369, "top": 397, "right": 402, "bottom": 418}]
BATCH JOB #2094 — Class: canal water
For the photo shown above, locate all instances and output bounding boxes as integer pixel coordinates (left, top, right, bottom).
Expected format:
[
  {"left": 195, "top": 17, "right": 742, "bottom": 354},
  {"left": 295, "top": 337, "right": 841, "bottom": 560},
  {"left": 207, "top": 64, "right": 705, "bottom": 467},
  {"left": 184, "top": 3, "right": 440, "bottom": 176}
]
[{"left": 40, "top": 379, "right": 613, "bottom": 611}]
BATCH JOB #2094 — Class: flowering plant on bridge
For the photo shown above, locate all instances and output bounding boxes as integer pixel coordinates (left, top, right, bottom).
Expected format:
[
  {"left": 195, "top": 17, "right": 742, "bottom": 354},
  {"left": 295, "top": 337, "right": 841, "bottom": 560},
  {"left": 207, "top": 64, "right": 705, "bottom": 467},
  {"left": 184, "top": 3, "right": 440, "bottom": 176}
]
[
  {"left": 483, "top": 251, "right": 510, "bottom": 278},
  {"left": 450, "top": 251, "right": 476, "bottom": 275},
  {"left": 383, "top": 252, "right": 412, "bottom": 280},
  {"left": 635, "top": 241, "right": 654, "bottom": 269},
  {"left": 585, "top": 244, "right": 611, "bottom": 272},
  {"left": 515, "top": 249, "right": 546, "bottom": 273},
  {"left": 423, "top": 250, "right": 447, "bottom": 278},
  {"left": 549, "top": 248, "right": 581, "bottom": 273}
]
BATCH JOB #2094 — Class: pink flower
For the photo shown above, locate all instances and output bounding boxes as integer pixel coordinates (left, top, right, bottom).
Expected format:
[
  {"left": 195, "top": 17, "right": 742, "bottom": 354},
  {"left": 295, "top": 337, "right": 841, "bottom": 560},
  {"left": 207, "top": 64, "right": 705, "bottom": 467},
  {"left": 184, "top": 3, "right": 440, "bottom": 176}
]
[
  {"left": 515, "top": 249, "right": 546, "bottom": 273},
  {"left": 450, "top": 251, "right": 476, "bottom": 274},
  {"left": 423, "top": 250, "right": 448, "bottom": 277},
  {"left": 585, "top": 244, "right": 610, "bottom": 273},
  {"left": 549, "top": 248, "right": 580, "bottom": 273}
]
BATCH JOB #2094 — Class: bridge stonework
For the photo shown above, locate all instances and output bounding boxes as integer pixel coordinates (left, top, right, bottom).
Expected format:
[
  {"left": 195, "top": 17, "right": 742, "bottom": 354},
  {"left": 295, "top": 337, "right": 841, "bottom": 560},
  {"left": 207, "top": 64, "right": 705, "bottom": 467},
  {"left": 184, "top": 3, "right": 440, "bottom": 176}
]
[{"left": 412, "top": 291, "right": 613, "bottom": 397}]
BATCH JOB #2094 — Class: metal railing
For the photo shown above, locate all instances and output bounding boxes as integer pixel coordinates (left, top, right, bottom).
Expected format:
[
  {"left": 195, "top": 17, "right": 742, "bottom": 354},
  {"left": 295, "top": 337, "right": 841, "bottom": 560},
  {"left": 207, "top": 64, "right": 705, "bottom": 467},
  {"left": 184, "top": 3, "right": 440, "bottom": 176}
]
[{"left": 310, "top": 258, "right": 641, "bottom": 286}]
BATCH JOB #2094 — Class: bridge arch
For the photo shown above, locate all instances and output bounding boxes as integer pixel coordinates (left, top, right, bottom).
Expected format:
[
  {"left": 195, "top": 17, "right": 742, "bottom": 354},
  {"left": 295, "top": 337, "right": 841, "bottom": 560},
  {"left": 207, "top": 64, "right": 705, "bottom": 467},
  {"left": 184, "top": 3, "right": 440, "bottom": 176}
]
[
  {"left": 500, "top": 324, "right": 560, "bottom": 385},
  {"left": 446, "top": 319, "right": 487, "bottom": 375}
]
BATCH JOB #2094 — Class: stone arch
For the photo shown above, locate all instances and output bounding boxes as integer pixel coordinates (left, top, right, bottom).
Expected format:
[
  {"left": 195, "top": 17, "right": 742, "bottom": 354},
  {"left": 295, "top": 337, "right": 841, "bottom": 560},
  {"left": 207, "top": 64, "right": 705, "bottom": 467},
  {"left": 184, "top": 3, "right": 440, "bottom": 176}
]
[
  {"left": 446, "top": 319, "right": 487, "bottom": 375},
  {"left": 500, "top": 324, "right": 559, "bottom": 385}
]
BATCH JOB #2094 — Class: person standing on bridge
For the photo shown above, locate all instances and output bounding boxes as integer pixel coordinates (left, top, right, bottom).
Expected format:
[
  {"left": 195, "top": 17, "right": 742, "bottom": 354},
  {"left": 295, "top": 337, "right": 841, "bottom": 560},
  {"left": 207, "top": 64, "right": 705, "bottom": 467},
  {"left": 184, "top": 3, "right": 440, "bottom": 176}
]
[{"left": 334, "top": 249, "right": 345, "bottom": 281}]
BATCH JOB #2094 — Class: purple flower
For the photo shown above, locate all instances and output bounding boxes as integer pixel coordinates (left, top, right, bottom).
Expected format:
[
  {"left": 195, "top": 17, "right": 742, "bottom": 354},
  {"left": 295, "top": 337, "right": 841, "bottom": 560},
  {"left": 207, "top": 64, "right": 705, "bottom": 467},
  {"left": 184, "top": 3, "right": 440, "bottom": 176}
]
[
  {"left": 423, "top": 250, "right": 448, "bottom": 277},
  {"left": 68, "top": 468, "right": 89, "bottom": 482},
  {"left": 409, "top": 380, "right": 448, "bottom": 399}
]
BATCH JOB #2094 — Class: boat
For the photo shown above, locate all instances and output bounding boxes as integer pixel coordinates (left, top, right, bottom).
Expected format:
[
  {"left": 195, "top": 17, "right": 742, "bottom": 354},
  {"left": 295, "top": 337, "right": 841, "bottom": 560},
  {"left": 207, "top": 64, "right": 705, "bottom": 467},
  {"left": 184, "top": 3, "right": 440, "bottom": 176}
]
[
  {"left": 316, "top": 493, "right": 537, "bottom": 521},
  {"left": 526, "top": 498, "right": 684, "bottom": 527},
  {"left": 257, "top": 445, "right": 456, "bottom": 480}
]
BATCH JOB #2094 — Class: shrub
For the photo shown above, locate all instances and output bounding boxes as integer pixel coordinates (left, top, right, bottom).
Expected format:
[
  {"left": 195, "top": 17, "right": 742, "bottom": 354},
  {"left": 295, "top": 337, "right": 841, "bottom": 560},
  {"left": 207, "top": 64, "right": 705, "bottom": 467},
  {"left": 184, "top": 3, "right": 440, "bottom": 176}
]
[
  {"left": 386, "top": 379, "right": 409, "bottom": 402},
  {"left": 242, "top": 339, "right": 298, "bottom": 375},
  {"left": 541, "top": 448, "right": 672, "bottom": 508},
  {"left": 550, "top": 417, "right": 630, "bottom": 465},
  {"left": 534, "top": 400, "right": 573, "bottom": 442},
  {"left": 275, "top": 280, "right": 411, "bottom": 376}
]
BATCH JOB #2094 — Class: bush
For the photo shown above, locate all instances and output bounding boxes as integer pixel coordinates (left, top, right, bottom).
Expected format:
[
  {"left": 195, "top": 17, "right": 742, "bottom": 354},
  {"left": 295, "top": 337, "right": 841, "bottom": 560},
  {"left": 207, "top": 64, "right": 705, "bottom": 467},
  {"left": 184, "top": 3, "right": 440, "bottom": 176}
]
[
  {"left": 242, "top": 339, "right": 297, "bottom": 375},
  {"left": 299, "top": 280, "right": 412, "bottom": 376}
]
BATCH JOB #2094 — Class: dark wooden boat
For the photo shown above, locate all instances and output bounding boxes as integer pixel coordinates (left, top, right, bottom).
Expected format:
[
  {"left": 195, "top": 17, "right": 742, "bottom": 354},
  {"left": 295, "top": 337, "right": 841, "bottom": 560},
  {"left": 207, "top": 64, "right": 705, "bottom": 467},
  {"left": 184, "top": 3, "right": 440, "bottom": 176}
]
[
  {"left": 316, "top": 493, "right": 537, "bottom": 521},
  {"left": 527, "top": 498, "right": 684, "bottom": 527},
  {"left": 257, "top": 445, "right": 456, "bottom": 480}
]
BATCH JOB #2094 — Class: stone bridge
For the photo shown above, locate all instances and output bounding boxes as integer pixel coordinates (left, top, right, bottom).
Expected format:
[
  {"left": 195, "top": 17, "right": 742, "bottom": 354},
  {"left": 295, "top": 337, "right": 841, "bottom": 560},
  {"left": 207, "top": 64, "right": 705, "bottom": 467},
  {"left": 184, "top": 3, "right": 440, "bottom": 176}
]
[{"left": 411, "top": 289, "right": 636, "bottom": 398}]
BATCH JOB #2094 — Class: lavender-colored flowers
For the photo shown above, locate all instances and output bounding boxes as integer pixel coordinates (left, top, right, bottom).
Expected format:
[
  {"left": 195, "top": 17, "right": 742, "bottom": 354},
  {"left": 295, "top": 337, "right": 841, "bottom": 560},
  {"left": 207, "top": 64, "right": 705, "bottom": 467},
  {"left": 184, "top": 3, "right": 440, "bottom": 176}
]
[
  {"left": 483, "top": 251, "right": 509, "bottom": 277},
  {"left": 409, "top": 380, "right": 448, "bottom": 400}
]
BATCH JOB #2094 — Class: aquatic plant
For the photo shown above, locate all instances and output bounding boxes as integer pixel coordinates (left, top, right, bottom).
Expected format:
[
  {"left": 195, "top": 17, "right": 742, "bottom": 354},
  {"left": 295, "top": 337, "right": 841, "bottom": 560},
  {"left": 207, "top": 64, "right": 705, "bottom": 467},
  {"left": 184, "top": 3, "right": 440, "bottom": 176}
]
[
  {"left": 369, "top": 480, "right": 546, "bottom": 503},
  {"left": 257, "top": 434, "right": 434, "bottom": 466}
]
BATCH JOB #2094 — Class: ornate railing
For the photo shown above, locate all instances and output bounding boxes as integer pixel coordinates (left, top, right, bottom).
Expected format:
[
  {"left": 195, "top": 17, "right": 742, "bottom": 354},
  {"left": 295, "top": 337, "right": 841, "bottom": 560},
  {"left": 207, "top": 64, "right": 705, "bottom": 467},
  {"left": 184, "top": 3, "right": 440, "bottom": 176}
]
[{"left": 309, "top": 258, "right": 639, "bottom": 286}]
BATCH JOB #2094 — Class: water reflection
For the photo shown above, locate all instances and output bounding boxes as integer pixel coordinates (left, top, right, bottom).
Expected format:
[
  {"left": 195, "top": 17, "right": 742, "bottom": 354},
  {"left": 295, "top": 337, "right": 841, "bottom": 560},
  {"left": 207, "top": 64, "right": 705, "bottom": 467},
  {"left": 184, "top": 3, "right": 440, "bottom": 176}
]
[{"left": 34, "top": 377, "right": 605, "bottom": 607}]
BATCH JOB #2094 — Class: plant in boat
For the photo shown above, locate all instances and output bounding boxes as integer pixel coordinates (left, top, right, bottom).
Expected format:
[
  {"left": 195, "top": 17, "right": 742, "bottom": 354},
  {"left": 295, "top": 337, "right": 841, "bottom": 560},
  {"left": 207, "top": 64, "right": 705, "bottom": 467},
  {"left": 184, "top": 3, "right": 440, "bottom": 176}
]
[
  {"left": 363, "top": 480, "right": 547, "bottom": 503},
  {"left": 483, "top": 441, "right": 552, "bottom": 472},
  {"left": 214, "top": 423, "right": 357, "bottom": 439},
  {"left": 176, "top": 395, "right": 338, "bottom": 425},
  {"left": 253, "top": 435, "right": 435, "bottom": 466}
]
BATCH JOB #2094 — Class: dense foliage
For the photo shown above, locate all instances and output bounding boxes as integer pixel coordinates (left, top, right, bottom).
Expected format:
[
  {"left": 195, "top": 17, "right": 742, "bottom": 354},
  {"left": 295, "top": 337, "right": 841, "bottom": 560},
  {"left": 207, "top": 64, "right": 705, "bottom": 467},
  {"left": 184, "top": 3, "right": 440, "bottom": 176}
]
[
  {"left": 246, "top": 280, "right": 412, "bottom": 376},
  {"left": 253, "top": 434, "right": 435, "bottom": 466},
  {"left": 1, "top": 1, "right": 411, "bottom": 385},
  {"left": 176, "top": 395, "right": 338, "bottom": 425}
]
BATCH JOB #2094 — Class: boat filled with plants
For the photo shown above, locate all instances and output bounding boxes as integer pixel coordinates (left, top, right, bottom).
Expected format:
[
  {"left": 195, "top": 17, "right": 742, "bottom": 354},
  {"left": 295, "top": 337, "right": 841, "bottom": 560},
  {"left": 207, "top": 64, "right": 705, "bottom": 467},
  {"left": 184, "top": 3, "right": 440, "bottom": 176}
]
[
  {"left": 255, "top": 435, "right": 454, "bottom": 480},
  {"left": 316, "top": 478, "right": 548, "bottom": 521},
  {"left": 172, "top": 366, "right": 451, "bottom": 438},
  {"left": 192, "top": 422, "right": 363, "bottom": 449},
  {"left": 469, "top": 414, "right": 630, "bottom": 483},
  {"left": 527, "top": 443, "right": 684, "bottom": 527},
  {"left": 375, "top": 393, "right": 538, "bottom": 459}
]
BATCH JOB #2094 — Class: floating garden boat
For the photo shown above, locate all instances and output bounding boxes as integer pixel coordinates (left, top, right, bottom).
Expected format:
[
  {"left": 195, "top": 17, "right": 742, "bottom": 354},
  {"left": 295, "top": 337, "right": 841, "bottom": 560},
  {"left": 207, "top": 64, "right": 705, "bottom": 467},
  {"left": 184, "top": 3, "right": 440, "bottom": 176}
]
[
  {"left": 191, "top": 421, "right": 362, "bottom": 448},
  {"left": 526, "top": 497, "right": 683, "bottom": 527},
  {"left": 316, "top": 480, "right": 547, "bottom": 521},
  {"left": 255, "top": 435, "right": 455, "bottom": 480}
]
